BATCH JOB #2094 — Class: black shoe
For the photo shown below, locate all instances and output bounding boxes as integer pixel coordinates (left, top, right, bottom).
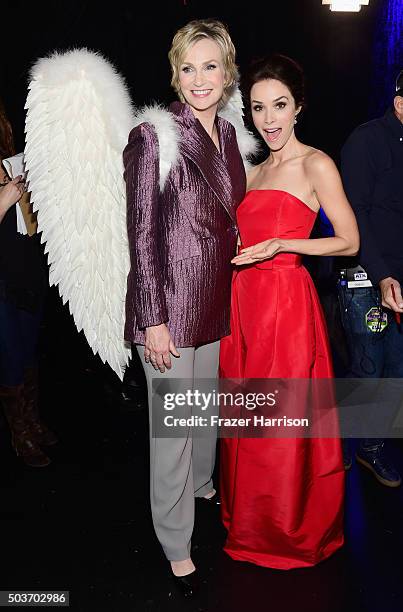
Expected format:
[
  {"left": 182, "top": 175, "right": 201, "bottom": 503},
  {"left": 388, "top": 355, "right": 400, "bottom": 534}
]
[
  {"left": 199, "top": 493, "right": 221, "bottom": 505},
  {"left": 171, "top": 569, "right": 199, "bottom": 598},
  {"left": 356, "top": 442, "right": 401, "bottom": 488},
  {"left": 197, "top": 488, "right": 221, "bottom": 505}
]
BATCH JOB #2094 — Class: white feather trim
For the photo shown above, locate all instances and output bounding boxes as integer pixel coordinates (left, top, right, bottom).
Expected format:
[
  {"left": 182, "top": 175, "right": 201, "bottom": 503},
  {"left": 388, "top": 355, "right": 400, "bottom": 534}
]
[
  {"left": 25, "top": 48, "right": 133, "bottom": 379},
  {"left": 133, "top": 105, "right": 179, "bottom": 190},
  {"left": 218, "top": 86, "right": 259, "bottom": 170},
  {"left": 136, "top": 86, "right": 258, "bottom": 184}
]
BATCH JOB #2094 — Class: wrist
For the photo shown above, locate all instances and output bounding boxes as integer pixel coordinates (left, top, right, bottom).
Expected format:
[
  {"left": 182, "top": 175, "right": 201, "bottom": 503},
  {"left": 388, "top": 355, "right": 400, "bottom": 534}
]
[{"left": 145, "top": 323, "right": 167, "bottom": 335}]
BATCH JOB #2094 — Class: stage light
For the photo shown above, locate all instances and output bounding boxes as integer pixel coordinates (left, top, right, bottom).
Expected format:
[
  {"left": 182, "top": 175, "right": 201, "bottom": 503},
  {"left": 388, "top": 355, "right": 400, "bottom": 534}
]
[{"left": 322, "top": 0, "right": 369, "bottom": 11}]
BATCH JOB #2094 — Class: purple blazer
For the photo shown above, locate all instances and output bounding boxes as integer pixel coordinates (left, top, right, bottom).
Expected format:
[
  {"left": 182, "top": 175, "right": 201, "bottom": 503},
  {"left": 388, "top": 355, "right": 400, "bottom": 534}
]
[{"left": 123, "top": 101, "right": 246, "bottom": 347}]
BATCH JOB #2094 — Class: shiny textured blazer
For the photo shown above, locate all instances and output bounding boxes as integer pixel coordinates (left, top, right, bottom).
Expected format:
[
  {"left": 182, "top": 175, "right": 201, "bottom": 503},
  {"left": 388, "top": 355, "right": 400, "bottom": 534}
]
[{"left": 123, "top": 101, "right": 246, "bottom": 346}]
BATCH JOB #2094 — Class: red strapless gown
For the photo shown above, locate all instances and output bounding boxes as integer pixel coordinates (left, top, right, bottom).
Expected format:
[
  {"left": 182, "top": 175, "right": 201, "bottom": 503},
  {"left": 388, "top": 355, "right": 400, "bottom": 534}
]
[{"left": 219, "top": 190, "right": 344, "bottom": 569}]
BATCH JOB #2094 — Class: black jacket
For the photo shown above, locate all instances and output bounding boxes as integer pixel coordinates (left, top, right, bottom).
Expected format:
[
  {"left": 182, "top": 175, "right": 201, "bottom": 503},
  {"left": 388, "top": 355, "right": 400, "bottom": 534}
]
[{"left": 341, "top": 109, "right": 403, "bottom": 285}]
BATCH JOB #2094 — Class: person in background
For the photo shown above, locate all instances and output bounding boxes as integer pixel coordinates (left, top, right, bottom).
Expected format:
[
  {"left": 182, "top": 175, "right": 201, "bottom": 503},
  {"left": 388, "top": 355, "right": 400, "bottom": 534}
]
[
  {"left": 0, "top": 98, "right": 57, "bottom": 468},
  {"left": 338, "top": 70, "right": 403, "bottom": 486}
]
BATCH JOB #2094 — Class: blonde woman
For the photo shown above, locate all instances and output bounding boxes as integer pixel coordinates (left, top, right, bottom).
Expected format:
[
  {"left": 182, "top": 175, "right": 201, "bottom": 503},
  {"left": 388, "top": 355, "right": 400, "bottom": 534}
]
[{"left": 123, "top": 19, "right": 254, "bottom": 596}]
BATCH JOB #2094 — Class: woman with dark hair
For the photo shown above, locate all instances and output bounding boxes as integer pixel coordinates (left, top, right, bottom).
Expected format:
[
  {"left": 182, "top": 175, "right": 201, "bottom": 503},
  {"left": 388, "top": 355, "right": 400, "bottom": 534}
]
[
  {"left": 0, "top": 99, "right": 57, "bottom": 468},
  {"left": 219, "top": 55, "right": 359, "bottom": 569}
]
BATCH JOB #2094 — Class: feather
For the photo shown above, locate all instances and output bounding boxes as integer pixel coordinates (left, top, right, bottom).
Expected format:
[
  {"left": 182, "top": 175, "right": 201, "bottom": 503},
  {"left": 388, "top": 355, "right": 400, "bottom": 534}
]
[
  {"left": 25, "top": 48, "right": 133, "bottom": 379},
  {"left": 133, "top": 105, "right": 180, "bottom": 190},
  {"left": 218, "top": 85, "right": 260, "bottom": 170}
]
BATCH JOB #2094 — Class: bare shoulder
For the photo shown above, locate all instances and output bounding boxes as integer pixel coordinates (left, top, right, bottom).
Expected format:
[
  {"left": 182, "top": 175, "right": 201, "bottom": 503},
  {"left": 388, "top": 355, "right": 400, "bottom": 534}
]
[{"left": 303, "top": 147, "right": 337, "bottom": 176}]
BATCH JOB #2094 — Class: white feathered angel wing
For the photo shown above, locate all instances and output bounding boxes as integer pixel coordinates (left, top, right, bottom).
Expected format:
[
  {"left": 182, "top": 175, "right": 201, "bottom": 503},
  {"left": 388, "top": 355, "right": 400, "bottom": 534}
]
[{"left": 24, "top": 49, "right": 134, "bottom": 379}]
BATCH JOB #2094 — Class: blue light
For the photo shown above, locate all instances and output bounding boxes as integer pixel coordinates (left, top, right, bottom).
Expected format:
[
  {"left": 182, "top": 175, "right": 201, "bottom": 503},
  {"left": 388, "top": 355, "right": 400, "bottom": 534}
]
[
  {"left": 371, "top": 0, "right": 403, "bottom": 117},
  {"left": 319, "top": 207, "right": 335, "bottom": 237}
]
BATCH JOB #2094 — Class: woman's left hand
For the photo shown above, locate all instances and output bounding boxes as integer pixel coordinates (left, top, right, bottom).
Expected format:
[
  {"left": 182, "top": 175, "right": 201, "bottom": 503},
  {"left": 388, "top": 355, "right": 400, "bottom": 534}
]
[{"left": 231, "top": 238, "right": 284, "bottom": 265}]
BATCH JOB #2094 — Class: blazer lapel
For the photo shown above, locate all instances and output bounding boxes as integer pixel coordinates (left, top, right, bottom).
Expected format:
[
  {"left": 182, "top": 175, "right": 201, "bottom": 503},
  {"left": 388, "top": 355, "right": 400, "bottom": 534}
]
[{"left": 170, "top": 102, "right": 237, "bottom": 221}]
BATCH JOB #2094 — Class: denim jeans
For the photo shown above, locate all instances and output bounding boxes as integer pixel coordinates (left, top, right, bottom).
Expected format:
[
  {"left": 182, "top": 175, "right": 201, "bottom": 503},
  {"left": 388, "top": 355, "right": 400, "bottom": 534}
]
[{"left": 337, "top": 283, "right": 403, "bottom": 447}]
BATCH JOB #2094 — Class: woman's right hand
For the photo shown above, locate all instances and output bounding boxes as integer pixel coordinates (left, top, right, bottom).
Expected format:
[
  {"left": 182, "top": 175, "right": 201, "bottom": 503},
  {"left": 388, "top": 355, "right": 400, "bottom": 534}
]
[
  {"left": 144, "top": 323, "right": 180, "bottom": 373},
  {"left": 0, "top": 176, "right": 25, "bottom": 216}
]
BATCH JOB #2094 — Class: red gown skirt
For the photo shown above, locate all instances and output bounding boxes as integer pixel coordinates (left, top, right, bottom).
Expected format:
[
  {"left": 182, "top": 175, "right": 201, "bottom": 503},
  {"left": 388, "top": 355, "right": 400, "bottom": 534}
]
[{"left": 219, "top": 190, "right": 344, "bottom": 569}]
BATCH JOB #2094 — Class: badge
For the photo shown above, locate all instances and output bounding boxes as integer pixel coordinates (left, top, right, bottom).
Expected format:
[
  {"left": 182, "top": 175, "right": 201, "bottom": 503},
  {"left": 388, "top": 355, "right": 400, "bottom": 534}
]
[
  {"left": 346, "top": 266, "right": 373, "bottom": 288},
  {"left": 348, "top": 280, "right": 373, "bottom": 288},
  {"left": 365, "top": 307, "right": 388, "bottom": 332}
]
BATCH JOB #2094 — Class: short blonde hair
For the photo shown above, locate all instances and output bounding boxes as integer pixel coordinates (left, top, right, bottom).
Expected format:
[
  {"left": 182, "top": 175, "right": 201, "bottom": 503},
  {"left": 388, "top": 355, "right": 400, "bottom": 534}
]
[{"left": 168, "top": 19, "right": 239, "bottom": 109}]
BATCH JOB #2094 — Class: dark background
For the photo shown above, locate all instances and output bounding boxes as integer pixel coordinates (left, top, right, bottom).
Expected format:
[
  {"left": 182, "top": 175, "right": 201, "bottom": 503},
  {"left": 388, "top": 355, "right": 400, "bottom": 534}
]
[
  {"left": 2, "top": 0, "right": 385, "bottom": 161},
  {"left": 1, "top": 0, "right": 393, "bottom": 372},
  {"left": 2, "top": 4, "right": 403, "bottom": 610}
]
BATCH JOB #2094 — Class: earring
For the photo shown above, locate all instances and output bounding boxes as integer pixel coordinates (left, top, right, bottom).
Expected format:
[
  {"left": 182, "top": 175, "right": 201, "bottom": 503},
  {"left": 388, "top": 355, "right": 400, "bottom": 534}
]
[{"left": 294, "top": 115, "right": 298, "bottom": 124}]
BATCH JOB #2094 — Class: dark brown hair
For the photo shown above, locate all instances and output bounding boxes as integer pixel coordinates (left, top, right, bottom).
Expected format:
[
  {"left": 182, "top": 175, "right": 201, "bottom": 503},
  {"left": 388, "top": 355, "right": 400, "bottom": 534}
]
[
  {"left": 245, "top": 54, "right": 306, "bottom": 110},
  {"left": 0, "top": 98, "right": 16, "bottom": 161}
]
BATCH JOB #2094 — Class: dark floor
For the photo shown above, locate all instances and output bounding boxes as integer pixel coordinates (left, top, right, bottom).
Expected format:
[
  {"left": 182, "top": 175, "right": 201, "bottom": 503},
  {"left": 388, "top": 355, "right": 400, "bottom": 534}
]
[{"left": 1, "top": 291, "right": 403, "bottom": 612}]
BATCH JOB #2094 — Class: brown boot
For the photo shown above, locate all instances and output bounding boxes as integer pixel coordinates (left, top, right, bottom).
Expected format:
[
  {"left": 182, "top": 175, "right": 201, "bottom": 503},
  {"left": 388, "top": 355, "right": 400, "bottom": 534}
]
[
  {"left": 23, "top": 367, "right": 59, "bottom": 446},
  {"left": 0, "top": 384, "right": 51, "bottom": 468}
]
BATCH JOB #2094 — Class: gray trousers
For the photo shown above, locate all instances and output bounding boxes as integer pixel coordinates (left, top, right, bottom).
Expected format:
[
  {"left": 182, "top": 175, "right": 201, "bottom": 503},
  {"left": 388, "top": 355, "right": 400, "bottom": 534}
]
[{"left": 136, "top": 340, "right": 219, "bottom": 561}]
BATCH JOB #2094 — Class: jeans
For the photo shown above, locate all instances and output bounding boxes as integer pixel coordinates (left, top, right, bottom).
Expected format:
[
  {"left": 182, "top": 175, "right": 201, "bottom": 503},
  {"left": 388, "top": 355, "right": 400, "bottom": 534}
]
[
  {"left": 0, "top": 297, "right": 43, "bottom": 386},
  {"left": 337, "top": 283, "right": 403, "bottom": 447}
]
